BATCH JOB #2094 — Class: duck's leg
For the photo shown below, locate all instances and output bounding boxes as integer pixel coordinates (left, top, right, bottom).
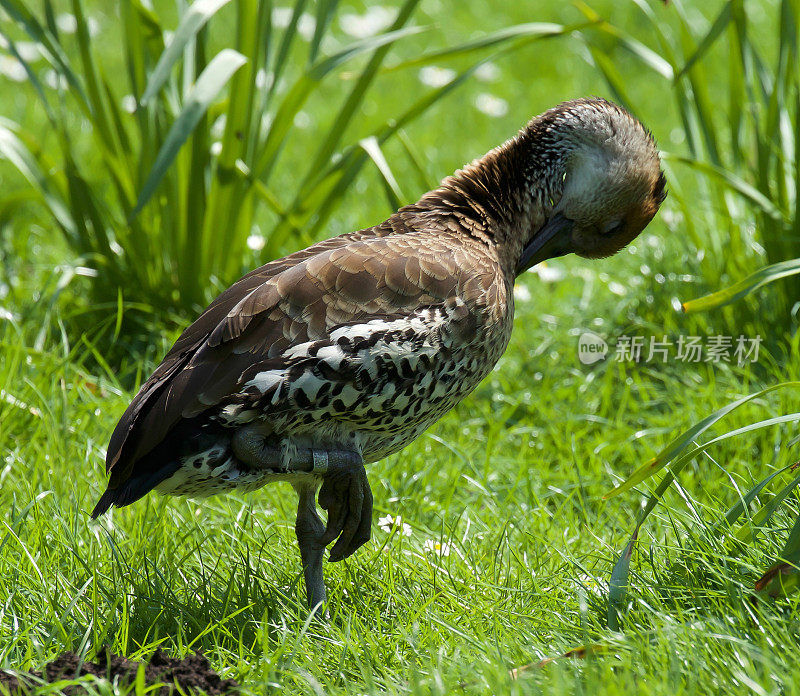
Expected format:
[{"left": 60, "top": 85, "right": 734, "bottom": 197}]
[
  {"left": 232, "top": 426, "right": 373, "bottom": 592},
  {"left": 294, "top": 482, "right": 326, "bottom": 609}
]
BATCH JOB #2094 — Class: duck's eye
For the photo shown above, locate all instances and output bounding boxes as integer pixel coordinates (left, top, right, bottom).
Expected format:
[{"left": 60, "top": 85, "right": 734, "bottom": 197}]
[{"left": 602, "top": 219, "right": 625, "bottom": 236}]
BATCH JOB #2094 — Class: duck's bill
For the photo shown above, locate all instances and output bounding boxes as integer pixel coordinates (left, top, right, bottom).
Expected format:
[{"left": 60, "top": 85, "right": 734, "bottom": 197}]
[{"left": 515, "top": 212, "right": 574, "bottom": 275}]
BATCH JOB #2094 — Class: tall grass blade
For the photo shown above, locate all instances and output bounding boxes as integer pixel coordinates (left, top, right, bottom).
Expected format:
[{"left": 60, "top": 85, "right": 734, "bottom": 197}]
[
  {"left": 295, "top": 0, "right": 421, "bottom": 199},
  {"left": 387, "top": 21, "right": 590, "bottom": 71},
  {"left": 674, "top": 1, "right": 733, "bottom": 81},
  {"left": 308, "top": 0, "right": 338, "bottom": 63},
  {"left": 607, "top": 530, "right": 638, "bottom": 631},
  {"left": 299, "top": 56, "right": 495, "bottom": 240},
  {"left": 71, "top": 0, "right": 117, "bottom": 154},
  {"left": 606, "top": 383, "right": 800, "bottom": 498},
  {"left": 0, "top": 122, "right": 74, "bottom": 236},
  {"left": 733, "top": 471, "right": 800, "bottom": 544},
  {"left": 0, "top": 32, "right": 57, "bottom": 123},
  {"left": 682, "top": 259, "right": 800, "bottom": 312},
  {"left": 662, "top": 153, "right": 785, "bottom": 220},
  {"left": 755, "top": 466, "right": 800, "bottom": 598},
  {"left": 267, "top": 0, "right": 307, "bottom": 99},
  {"left": 575, "top": 4, "right": 674, "bottom": 79},
  {"left": 0, "top": 0, "right": 89, "bottom": 107},
  {"left": 606, "top": 387, "right": 800, "bottom": 622},
  {"left": 666, "top": 414, "right": 800, "bottom": 486},
  {"left": 584, "top": 47, "right": 636, "bottom": 114},
  {"left": 397, "top": 130, "right": 435, "bottom": 191},
  {"left": 254, "top": 26, "right": 424, "bottom": 183},
  {"left": 310, "top": 27, "right": 426, "bottom": 78},
  {"left": 720, "top": 462, "right": 797, "bottom": 529},
  {"left": 140, "top": 0, "right": 233, "bottom": 105},
  {"left": 131, "top": 49, "right": 246, "bottom": 219},
  {"left": 359, "top": 136, "right": 404, "bottom": 210}
]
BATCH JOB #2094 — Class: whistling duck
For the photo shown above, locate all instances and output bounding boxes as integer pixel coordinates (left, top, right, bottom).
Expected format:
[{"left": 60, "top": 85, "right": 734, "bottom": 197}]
[{"left": 92, "top": 98, "right": 666, "bottom": 608}]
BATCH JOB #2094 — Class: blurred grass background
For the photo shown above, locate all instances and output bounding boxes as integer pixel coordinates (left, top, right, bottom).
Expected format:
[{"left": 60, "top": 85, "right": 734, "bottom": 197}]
[{"left": 1, "top": 0, "right": 799, "bottom": 694}]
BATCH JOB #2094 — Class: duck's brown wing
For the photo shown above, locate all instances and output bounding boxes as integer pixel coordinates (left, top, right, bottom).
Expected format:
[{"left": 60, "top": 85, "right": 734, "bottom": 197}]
[
  {"left": 103, "top": 232, "right": 368, "bottom": 476},
  {"left": 93, "top": 227, "right": 475, "bottom": 517}
]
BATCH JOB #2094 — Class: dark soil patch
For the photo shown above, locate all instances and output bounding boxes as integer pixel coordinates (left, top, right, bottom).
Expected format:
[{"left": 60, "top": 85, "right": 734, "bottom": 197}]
[{"left": 0, "top": 649, "right": 239, "bottom": 694}]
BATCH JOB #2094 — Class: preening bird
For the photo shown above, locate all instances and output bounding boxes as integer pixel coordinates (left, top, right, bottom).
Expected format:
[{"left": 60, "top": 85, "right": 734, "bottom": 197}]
[{"left": 92, "top": 98, "right": 666, "bottom": 608}]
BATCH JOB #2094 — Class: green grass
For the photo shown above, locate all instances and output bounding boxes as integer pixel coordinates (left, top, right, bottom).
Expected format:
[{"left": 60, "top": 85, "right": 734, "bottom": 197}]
[
  {"left": 2, "top": 0, "right": 800, "bottom": 694},
  {"left": 2, "top": 238, "right": 799, "bottom": 694}
]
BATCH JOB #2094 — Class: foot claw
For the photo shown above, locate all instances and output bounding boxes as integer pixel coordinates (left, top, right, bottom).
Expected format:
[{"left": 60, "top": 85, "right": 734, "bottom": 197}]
[{"left": 317, "top": 454, "right": 373, "bottom": 562}]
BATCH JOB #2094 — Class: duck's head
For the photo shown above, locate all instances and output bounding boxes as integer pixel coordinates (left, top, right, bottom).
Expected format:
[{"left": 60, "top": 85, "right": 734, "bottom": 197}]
[{"left": 516, "top": 99, "right": 666, "bottom": 275}]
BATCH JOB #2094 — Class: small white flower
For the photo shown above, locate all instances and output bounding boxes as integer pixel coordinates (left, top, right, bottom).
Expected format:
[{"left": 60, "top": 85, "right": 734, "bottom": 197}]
[
  {"left": 44, "top": 69, "right": 68, "bottom": 90},
  {"left": 474, "top": 93, "right": 508, "bottom": 118},
  {"left": 531, "top": 263, "right": 565, "bottom": 283},
  {"left": 423, "top": 539, "right": 451, "bottom": 557},
  {"left": 210, "top": 141, "right": 223, "bottom": 157},
  {"left": 0, "top": 56, "right": 26, "bottom": 82},
  {"left": 56, "top": 13, "right": 78, "bottom": 33},
  {"left": 15, "top": 42, "right": 42, "bottom": 63},
  {"left": 55, "top": 13, "right": 99, "bottom": 36},
  {"left": 211, "top": 114, "right": 227, "bottom": 138},
  {"left": 575, "top": 573, "right": 603, "bottom": 595},
  {"left": 121, "top": 94, "right": 137, "bottom": 113},
  {"left": 340, "top": 6, "right": 395, "bottom": 38},
  {"left": 513, "top": 284, "right": 531, "bottom": 302},
  {"left": 378, "top": 514, "right": 411, "bottom": 536},
  {"left": 272, "top": 8, "right": 315, "bottom": 40},
  {"left": 608, "top": 280, "right": 626, "bottom": 296},
  {"left": 296, "top": 13, "right": 316, "bottom": 41},
  {"left": 272, "top": 7, "right": 293, "bottom": 27},
  {"left": 255, "top": 68, "right": 273, "bottom": 91},
  {"left": 247, "top": 233, "right": 265, "bottom": 251},
  {"left": 294, "top": 111, "right": 311, "bottom": 129},
  {"left": 475, "top": 62, "right": 500, "bottom": 82},
  {"left": 418, "top": 66, "right": 455, "bottom": 88}
]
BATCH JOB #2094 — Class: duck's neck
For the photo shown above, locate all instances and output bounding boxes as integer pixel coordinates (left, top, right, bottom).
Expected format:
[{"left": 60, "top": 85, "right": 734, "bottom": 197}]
[{"left": 412, "top": 126, "right": 573, "bottom": 278}]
